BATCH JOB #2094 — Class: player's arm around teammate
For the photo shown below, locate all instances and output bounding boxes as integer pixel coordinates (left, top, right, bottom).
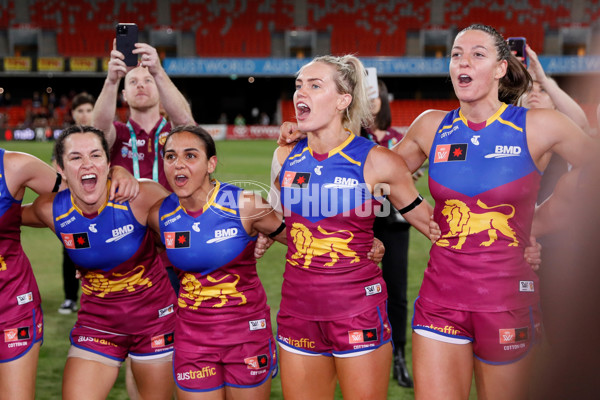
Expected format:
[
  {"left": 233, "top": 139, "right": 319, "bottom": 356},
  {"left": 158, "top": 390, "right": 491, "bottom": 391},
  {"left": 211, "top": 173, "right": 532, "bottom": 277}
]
[
  {"left": 21, "top": 126, "right": 175, "bottom": 400},
  {"left": 0, "top": 150, "right": 66, "bottom": 400}
]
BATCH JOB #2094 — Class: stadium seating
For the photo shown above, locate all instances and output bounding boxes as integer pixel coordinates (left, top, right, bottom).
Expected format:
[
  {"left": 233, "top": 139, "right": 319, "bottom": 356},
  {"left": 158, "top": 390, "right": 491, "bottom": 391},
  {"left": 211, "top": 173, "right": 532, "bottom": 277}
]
[{"left": 17, "top": 0, "right": 598, "bottom": 59}]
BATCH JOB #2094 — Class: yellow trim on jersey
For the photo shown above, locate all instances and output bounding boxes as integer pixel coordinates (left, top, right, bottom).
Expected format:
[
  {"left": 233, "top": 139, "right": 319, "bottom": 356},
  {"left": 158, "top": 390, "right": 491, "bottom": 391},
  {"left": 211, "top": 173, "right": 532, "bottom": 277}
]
[
  {"left": 497, "top": 117, "right": 523, "bottom": 132},
  {"left": 486, "top": 103, "right": 509, "bottom": 125},
  {"left": 160, "top": 204, "right": 183, "bottom": 221},
  {"left": 175, "top": 180, "right": 237, "bottom": 216},
  {"left": 338, "top": 151, "right": 362, "bottom": 166},
  {"left": 205, "top": 180, "right": 237, "bottom": 215},
  {"left": 288, "top": 147, "right": 310, "bottom": 160},
  {"left": 107, "top": 202, "right": 128, "bottom": 211},
  {"left": 56, "top": 181, "right": 130, "bottom": 221},
  {"left": 306, "top": 131, "right": 361, "bottom": 165},
  {"left": 438, "top": 117, "right": 463, "bottom": 133},
  {"left": 69, "top": 194, "right": 109, "bottom": 216},
  {"left": 55, "top": 205, "right": 77, "bottom": 222}
]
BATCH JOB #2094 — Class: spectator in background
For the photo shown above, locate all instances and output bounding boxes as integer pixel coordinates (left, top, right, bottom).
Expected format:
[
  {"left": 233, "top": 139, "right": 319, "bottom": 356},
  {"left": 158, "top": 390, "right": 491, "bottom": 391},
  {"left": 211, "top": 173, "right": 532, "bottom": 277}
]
[
  {"left": 56, "top": 92, "right": 96, "bottom": 314},
  {"left": 360, "top": 79, "right": 414, "bottom": 388},
  {"left": 259, "top": 111, "right": 270, "bottom": 125},
  {"left": 70, "top": 92, "right": 94, "bottom": 126},
  {"left": 520, "top": 45, "right": 592, "bottom": 203},
  {"left": 93, "top": 41, "right": 195, "bottom": 191},
  {"left": 234, "top": 113, "right": 246, "bottom": 126},
  {"left": 217, "top": 112, "right": 228, "bottom": 124}
]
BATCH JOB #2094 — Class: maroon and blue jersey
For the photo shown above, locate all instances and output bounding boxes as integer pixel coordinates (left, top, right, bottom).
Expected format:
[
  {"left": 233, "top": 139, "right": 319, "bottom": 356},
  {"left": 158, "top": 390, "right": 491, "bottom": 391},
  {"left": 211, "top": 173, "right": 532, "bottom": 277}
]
[
  {"left": 158, "top": 182, "right": 271, "bottom": 348},
  {"left": 112, "top": 118, "right": 172, "bottom": 190},
  {"left": 424, "top": 104, "right": 541, "bottom": 311},
  {"left": 52, "top": 189, "right": 176, "bottom": 334},
  {"left": 279, "top": 133, "right": 385, "bottom": 320},
  {"left": 0, "top": 149, "right": 42, "bottom": 323}
]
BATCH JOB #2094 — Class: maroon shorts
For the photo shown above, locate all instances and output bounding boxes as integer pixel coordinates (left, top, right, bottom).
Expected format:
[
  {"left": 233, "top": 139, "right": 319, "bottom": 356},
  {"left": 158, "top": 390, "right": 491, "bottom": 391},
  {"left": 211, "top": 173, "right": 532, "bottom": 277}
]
[
  {"left": 70, "top": 324, "right": 174, "bottom": 363},
  {"left": 0, "top": 306, "right": 43, "bottom": 363},
  {"left": 276, "top": 300, "right": 392, "bottom": 357},
  {"left": 412, "top": 297, "right": 542, "bottom": 364},
  {"left": 174, "top": 337, "right": 277, "bottom": 392}
]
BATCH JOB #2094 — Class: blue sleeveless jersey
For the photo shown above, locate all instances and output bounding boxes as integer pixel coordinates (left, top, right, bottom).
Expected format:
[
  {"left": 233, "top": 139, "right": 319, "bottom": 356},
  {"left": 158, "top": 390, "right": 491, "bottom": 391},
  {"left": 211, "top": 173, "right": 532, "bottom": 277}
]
[
  {"left": 158, "top": 181, "right": 257, "bottom": 275},
  {"left": 279, "top": 133, "right": 387, "bottom": 320},
  {"left": 52, "top": 188, "right": 177, "bottom": 334},
  {"left": 424, "top": 104, "right": 542, "bottom": 311},
  {"left": 0, "top": 149, "right": 42, "bottom": 322},
  {"left": 53, "top": 189, "right": 147, "bottom": 271},
  {"left": 158, "top": 181, "right": 272, "bottom": 341}
]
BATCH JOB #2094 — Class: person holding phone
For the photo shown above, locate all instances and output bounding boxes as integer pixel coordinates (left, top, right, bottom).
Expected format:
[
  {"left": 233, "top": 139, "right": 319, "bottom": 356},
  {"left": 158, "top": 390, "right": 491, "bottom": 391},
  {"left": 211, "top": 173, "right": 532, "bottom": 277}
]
[{"left": 93, "top": 38, "right": 195, "bottom": 191}]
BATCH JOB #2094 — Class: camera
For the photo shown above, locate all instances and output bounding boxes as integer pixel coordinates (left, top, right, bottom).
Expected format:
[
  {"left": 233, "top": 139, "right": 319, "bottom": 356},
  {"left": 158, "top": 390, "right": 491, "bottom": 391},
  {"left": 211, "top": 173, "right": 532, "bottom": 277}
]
[{"left": 116, "top": 24, "right": 128, "bottom": 35}]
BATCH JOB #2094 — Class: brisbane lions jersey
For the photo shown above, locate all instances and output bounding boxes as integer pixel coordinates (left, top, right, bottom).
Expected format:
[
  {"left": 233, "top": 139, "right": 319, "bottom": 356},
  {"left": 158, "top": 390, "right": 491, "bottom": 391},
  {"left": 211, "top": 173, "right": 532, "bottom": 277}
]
[
  {"left": 53, "top": 189, "right": 176, "bottom": 334},
  {"left": 279, "top": 133, "right": 386, "bottom": 320},
  {"left": 158, "top": 182, "right": 268, "bottom": 322},
  {"left": 424, "top": 104, "right": 541, "bottom": 311},
  {"left": 0, "top": 149, "right": 42, "bottom": 322}
]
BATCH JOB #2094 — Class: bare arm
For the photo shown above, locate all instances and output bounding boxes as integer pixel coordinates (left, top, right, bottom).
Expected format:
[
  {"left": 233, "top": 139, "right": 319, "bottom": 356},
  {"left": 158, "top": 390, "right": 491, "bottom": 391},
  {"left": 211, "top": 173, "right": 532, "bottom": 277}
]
[
  {"left": 4, "top": 151, "right": 64, "bottom": 200},
  {"left": 92, "top": 41, "right": 126, "bottom": 149},
  {"left": 21, "top": 193, "right": 55, "bottom": 230},
  {"left": 365, "top": 146, "right": 433, "bottom": 237},
  {"left": 129, "top": 179, "right": 170, "bottom": 226},
  {"left": 134, "top": 43, "right": 195, "bottom": 126},
  {"left": 526, "top": 45, "right": 591, "bottom": 134},
  {"left": 527, "top": 108, "right": 597, "bottom": 170},
  {"left": 392, "top": 109, "right": 445, "bottom": 173},
  {"left": 240, "top": 191, "right": 286, "bottom": 244}
]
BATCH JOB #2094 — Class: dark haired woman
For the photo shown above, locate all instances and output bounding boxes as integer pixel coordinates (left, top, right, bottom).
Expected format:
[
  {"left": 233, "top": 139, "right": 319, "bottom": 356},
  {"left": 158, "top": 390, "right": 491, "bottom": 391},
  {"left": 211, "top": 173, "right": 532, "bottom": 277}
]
[
  {"left": 23, "top": 125, "right": 176, "bottom": 400},
  {"left": 148, "top": 125, "right": 288, "bottom": 399},
  {"left": 394, "top": 24, "right": 597, "bottom": 399}
]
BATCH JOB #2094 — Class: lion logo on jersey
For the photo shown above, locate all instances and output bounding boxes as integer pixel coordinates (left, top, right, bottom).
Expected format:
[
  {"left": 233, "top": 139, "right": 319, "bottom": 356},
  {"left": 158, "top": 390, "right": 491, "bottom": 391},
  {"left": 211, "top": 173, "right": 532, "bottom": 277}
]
[
  {"left": 0, "top": 255, "right": 6, "bottom": 272},
  {"left": 289, "top": 223, "right": 359, "bottom": 268},
  {"left": 435, "top": 199, "right": 518, "bottom": 250},
  {"left": 179, "top": 273, "right": 247, "bottom": 310},
  {"left": 81, "top": 265, "right": 152, "bottom": 297}
]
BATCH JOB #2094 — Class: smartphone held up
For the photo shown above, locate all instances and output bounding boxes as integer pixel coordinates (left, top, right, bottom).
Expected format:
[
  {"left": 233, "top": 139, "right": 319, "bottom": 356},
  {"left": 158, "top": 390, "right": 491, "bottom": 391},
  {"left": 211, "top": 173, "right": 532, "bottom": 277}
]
[
  {"left": 507, "top": 37, "right": 528, "bottom": 67},
  {"left": 116, "top": 23, "right": 138, "bottom": 66},
  {"left": 366, "top": 67, "right": 379, "bottom": 100}
]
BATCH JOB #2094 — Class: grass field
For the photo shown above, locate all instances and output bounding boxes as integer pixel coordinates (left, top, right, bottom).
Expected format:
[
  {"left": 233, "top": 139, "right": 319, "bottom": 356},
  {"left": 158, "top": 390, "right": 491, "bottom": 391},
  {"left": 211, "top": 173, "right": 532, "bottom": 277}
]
[{"left": 3, "top": 139, "right": 440, "bottom": 399}]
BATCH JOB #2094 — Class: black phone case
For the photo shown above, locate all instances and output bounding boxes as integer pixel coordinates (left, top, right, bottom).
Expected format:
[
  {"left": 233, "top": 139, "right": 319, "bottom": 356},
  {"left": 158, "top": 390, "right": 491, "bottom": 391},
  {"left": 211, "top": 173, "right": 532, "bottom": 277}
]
[{"left": 116, "top": 23, "right": 138, "bottom": 66}]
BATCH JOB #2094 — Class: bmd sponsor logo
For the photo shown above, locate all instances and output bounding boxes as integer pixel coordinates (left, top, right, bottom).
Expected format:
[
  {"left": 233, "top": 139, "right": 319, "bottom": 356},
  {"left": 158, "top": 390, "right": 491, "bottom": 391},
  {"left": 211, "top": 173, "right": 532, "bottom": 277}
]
[{"left": 485, "top": 145, "right": 522, "bottom": 158}]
